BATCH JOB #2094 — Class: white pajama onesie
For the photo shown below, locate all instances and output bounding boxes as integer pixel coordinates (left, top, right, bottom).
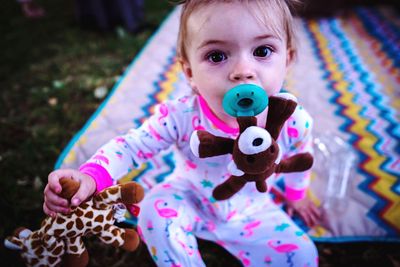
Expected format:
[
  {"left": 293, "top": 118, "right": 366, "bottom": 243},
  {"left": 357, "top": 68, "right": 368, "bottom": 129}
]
[{"left": 80, "top": 94, "right": 318, "bottom": 267}]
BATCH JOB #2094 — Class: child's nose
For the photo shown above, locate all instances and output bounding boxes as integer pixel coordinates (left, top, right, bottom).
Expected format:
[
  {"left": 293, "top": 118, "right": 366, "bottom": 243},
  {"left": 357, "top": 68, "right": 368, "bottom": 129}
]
[{"left": 229, "top": 61, "right": 255, "bottom": 82}]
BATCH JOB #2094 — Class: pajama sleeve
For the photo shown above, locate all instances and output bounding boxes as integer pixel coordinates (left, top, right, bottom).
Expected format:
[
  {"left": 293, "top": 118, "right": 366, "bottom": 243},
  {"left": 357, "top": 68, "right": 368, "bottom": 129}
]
[
  {"left": 79, "top": 100, "right": 188, "bottom": 192},
  {"left": 281, "top": 105, "right": 314, "bottom": 201}
]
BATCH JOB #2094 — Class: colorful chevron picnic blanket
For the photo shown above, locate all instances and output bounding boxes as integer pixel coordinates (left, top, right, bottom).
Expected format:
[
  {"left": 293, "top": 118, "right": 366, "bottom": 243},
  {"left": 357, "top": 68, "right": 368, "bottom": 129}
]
[{"left": 56, "top": 6, "right": 400, "bottom": 242}]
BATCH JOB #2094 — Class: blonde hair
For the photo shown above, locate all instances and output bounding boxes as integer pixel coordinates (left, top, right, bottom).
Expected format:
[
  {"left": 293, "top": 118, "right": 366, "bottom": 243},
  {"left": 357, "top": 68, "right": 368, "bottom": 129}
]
[{"left": 176, "top": 0, "right": 301, "bottom": 62}]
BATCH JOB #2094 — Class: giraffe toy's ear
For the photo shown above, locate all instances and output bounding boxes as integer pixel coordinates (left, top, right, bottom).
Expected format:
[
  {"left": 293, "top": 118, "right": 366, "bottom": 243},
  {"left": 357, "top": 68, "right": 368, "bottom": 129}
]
[
  {"left": 4, "top": 227, "right": 32, "bottom": 250},
  {"left": 4, "top": 236, "right": 24, "bottom": 251}
]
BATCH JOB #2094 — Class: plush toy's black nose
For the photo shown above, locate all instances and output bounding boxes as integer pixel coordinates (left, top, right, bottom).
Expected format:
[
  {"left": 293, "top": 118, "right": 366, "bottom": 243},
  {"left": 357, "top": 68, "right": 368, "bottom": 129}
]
[
  {"left": 237, "top": 98, "right": 253, "bottom": 108},
  {"left": 252, "top": 138, "right": 263, "bottom": 147}
]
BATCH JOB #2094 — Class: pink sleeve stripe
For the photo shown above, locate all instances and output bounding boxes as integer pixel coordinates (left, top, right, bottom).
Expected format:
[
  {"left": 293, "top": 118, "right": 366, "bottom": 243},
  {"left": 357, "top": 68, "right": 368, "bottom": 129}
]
[
  {"left": 198, "top": 95, "right": 239, "bottom": 135},
  {"left": 285, "top": 187, "right": 306, "bottom": 201},
  {"left": 79, "top": 163, "right": 114, "bottom": 193}
]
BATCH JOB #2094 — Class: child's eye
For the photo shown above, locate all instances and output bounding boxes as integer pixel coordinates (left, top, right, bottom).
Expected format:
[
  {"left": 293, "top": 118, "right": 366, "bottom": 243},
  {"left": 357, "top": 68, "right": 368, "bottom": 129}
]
[
  {"left": 253, "top": 46, "right": 273, "bottom": 58},
  {"left": 206, "top": 51, "right": 227, "bottom": 63}
]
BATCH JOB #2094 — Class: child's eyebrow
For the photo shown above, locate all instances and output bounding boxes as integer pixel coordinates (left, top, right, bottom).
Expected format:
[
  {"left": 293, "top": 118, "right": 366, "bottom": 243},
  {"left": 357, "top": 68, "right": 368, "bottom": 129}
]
[
  {"left": 196, "top": 34, "right": 281, "bottom": 50},
  {"left": 254, "top": 34, "right": 280, "bottom": 41},
  {"left": 197, "top": 39, "right": 227, "bottom": 50}
]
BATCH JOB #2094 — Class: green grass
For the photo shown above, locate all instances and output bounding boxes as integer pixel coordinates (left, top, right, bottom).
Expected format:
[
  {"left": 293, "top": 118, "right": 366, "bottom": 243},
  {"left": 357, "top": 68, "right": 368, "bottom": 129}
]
[
  {"left": 1, "top": 0, "right": 172, "bottom": 225},
  {"left": 0, "top": 0, "right": 172, "bottom": 265},
  {"left": 1, "top": 1, "right": 399, "bottom": 267}
]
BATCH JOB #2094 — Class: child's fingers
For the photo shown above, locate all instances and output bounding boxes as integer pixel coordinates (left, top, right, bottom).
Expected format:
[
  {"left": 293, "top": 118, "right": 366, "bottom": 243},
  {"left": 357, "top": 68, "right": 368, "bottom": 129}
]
[
  {"left": 302, "top": 213, "right": 313, "bottom": 227},
  {"left": 44, "top": 185, "right": 69, "bottom": 207},
  {"left": 302, "top": 208, "right": 319, "bottom": 227},
  {"left": 310, "top": 205, "right": 322, "bottom": 220},
  {"left": 48, "top": 168, "right": 83, "bottom": 192},
  {"left": 71, "top": 188, "right": 86, "bottom": 207},
  {"left": 43, "top": 193, "right": 70, "bottom": 215},
  {"left": 286, "top": 206, "right": 294, "bottom": 217},
  {"left": 47, "top": 170, "right": 71, "bottom": 193},
  {"left": 43, "top": 201, "right": 70, "bottom": 215},
  {"left": 71, "top": 182, "right": 93, "bottom": 206},
  {"left": 309, "top": 208, "right": 321, "bottom": 225},
  {"left": 43, "top": 202, "right": 56, "bottom": 217},
  {"left": 43, "top": 203, "right": 69, "bottom": 217},
  {"left": 71, "top": 178, "right": 96, "bottom": 207},
  {"left": 303, "top": 213, "right": 314, "bottom": 227}
]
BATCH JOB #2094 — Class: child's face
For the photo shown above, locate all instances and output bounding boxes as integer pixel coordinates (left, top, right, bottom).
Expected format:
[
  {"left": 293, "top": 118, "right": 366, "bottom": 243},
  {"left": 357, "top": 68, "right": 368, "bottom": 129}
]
[{"left": 182, "top": 2, "right": 292, "bottom": 126}]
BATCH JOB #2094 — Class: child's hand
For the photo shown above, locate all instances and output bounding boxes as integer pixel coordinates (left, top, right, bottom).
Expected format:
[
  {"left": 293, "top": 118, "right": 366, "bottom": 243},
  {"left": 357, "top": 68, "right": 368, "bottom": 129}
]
[
  {"left": 285, "top": 198, "right": 322, "bottom": 228},
  {"left": 43, "top": 169, "right": 96, "bottom": 217}
]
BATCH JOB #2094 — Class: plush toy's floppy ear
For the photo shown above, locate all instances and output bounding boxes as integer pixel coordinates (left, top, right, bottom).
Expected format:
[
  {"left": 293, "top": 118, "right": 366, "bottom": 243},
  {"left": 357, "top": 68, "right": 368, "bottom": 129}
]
[
  {"left": 265, "top": 93, "right": 297, "bottom": 140},
  {"left": 237, "top": 116, "right": 257, "bottom": 133}
]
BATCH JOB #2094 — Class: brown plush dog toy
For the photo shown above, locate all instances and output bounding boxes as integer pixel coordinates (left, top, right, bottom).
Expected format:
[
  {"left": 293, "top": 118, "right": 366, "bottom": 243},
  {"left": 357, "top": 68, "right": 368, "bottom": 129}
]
[
  {"left": 4, "top": 178, "right": 144, "bottom": 267},
  {"left": 190, "top": 92, "right": 314, "bottom": 200}
]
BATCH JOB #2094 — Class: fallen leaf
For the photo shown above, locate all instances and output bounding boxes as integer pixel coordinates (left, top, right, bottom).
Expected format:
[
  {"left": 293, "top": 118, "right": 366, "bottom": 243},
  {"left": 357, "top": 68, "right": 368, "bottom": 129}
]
[
  {"left": 48, "top": 97, "right": 58, "bottom": 106},
  {"left": 52, "top": 80, "right": 65, "bottom": 89},
  {"left": 94, "top": 86, "right": 108, "bottom": 99}
]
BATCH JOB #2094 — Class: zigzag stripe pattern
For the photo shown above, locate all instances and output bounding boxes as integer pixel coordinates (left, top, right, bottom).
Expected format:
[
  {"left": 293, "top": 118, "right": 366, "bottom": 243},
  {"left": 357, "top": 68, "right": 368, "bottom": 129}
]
[
  {"left": 354, "top": 8, "right": 400, "bottom": 199},
  {"left": 304, "top": 15, "right": 400, "bottom": 235},
  {"left": 344, "top": 14, "right": 400, "bottom": 191},
  {"left": 370, "top": 8, "right": 400, "bottom": 78},
  {"left": 126, "top": 49, "right": 180, "bottom": 191},
  {"left": 327, "top": 19, "right": 399, "bottom": 178},
  {"left": 326, "top": 18, "right": 400, "bottom": 235},
  {"left": 356, "top": 8, "right": 400, "bottom": 142},
  {"left": 134, "top": 50, "right": 180, "bottom": 126},
  {"left": 123, "top": 50, "right": 181, "bottom": 224},
  {"left": 348, "top": 15, "right": 400, "bottom": 126},
  {"left": 356, "top": 8, "right": 400, "bottom": 71}
]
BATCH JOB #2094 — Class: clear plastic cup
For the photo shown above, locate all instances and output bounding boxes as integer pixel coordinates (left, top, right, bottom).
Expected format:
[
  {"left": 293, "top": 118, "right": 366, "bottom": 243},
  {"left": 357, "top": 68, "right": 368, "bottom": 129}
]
[{"left": 313, "top": 133, "right": 358, "bottom": 213}]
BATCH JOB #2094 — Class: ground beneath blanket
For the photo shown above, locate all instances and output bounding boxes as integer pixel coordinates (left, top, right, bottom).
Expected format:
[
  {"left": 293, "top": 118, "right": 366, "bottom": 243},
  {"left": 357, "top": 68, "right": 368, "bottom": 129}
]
[
  {"left": 4, "top": 236, "right": 400, "bottom": 267},
  {"left": 92, "top": 236, "right": 400, "bottom": 267}
]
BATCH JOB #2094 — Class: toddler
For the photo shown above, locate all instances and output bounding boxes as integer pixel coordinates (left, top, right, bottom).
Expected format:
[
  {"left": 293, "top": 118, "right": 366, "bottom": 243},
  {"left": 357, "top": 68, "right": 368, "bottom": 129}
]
[
  {"left": 44, "top": 0, "right": 320, "bottom": 266},
  {"left": 17, "top": 0, "right": 45, "bottom": 19}
]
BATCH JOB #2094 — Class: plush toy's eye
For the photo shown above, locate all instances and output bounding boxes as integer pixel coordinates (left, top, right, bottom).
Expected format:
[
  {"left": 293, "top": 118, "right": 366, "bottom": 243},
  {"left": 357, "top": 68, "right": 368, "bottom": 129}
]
[
  {"left": 252, "top": 138, "right": 263, "bottom": 146},
  {"left": 238, "top": 126, "right": 271, "bottom": 155}
]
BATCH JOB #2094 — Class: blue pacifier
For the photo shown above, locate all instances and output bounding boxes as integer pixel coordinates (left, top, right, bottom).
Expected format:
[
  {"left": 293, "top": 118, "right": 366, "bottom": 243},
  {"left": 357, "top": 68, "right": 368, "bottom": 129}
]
[{"left": 222, "top": 84, "right": 268, "bottom": 117}]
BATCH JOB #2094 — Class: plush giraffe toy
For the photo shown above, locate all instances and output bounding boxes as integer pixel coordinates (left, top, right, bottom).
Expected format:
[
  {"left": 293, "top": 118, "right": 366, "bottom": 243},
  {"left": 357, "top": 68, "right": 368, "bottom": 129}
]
[
  {"left": 190, "top": 85, "right": 314, "bottom": 200},
  {"left": 4, "top": 178, "right": 144, "bottom": 267}
]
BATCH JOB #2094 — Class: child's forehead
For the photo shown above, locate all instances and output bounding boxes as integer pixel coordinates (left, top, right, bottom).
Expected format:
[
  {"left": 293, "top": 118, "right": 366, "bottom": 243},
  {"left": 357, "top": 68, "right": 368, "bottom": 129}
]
[{"left": 186, "top": 1, "right": 285, "bottom": 42}]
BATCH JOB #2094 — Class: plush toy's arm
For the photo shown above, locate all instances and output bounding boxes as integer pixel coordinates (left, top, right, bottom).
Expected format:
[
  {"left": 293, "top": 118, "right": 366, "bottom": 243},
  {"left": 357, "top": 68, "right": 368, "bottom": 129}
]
[
  {"left": 212, "top": 175, "right": 248, "bottom": 200},
  {"left": 275, "top": 152, "right": 313, "bottom": 173},
  {"left": 265, "top": 93, "right": 298, "bottom": 140},
  {"left": 190, "top": 130, "right": 234, "bottom": 158}
]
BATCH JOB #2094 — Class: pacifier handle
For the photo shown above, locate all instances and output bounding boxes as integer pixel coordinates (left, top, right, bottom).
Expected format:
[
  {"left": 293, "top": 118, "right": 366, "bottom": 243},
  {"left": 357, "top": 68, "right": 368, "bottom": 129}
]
[{"left": 222, "top": 84, "right": 268, "bottom": 117}]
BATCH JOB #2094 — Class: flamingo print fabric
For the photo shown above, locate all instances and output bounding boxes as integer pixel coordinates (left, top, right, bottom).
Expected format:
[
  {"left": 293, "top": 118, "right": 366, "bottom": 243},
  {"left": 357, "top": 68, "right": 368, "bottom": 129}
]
[
  {"left": 80, "top": 95, "right": 313, "bottom": 203},
  {"left": 78, "top": 94, "right": 315, "bottom": 266}
]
